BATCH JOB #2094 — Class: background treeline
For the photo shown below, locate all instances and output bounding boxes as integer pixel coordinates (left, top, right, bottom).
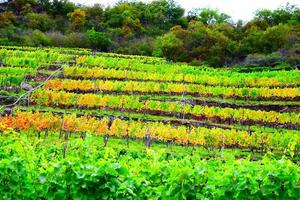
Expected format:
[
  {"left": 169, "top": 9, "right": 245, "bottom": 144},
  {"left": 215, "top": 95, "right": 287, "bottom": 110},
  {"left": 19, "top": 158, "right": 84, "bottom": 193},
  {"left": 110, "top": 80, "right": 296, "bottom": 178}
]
[{"left": 0, "top": 0, "right": 299, "bottom": 67}]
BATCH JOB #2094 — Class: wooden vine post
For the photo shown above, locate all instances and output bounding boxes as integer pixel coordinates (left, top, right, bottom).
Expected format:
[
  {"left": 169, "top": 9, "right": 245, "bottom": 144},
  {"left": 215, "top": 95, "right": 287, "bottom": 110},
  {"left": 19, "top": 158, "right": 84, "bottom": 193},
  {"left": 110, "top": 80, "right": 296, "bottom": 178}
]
[
  {"left": 64, "top": 131, "right": 70, "bottom": 141},
  {"left": 103, "top": 134, "right": 109, "bottom": 147},
  {"left": 59, "top": 116, "right": 64, "bottom": 139},
  {"left": 27, "top": 92, "right": 30, "bottom": 107},
  {"left": 181, "top": 74, "right": 186, "bottom": 121},
  {"left": 103, "top": 116, "right": 115, "bottom": 147},
  {"left": 145, "top": 130, "right": 151, "bottom": 148},
  {"left": 62, "top": 129, "right": 70, "bottom": 159},
  {"left": 80, "top": 132, "right": 86, "bottom": 140},
  {"left": 4, "top": 107, "right": 13, "bottom": 116},
  {"left": 62, "top": 143, "right": 67, "bottom": 158},
  {"left": 44, "top": 130, "right": 49, "bottom": 139},
  {"left": 221, "top": 132, "right": 225, "bottom": 158},
  {"left": 122, "top": 134, "right": 129, "bottom": 147},
  {"left": 124, "top": 127, "right": 129, "bottom": 147}
]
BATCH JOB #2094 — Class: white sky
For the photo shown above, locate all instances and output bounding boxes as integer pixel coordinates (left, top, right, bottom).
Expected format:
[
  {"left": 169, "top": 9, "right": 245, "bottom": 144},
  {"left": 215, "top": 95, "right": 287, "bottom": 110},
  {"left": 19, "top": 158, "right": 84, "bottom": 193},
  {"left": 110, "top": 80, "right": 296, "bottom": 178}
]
[{"left": 71, "top": 0, "right": 300, "bottom": 22}]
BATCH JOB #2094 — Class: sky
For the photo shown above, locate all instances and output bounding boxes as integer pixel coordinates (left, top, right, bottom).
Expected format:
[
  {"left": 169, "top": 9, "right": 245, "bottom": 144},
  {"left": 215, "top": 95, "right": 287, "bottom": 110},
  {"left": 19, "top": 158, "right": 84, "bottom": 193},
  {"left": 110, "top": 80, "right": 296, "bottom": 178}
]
[{"left": 71, "top": 0, "right": 300, "bottom": 22}]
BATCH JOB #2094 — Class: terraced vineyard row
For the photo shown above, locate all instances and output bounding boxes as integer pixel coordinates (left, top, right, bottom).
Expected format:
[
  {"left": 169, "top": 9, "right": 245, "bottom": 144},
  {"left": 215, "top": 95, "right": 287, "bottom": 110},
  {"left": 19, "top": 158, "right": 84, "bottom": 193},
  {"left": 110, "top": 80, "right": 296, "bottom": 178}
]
[
  {"left": 30, "top": 89, "right": 300, "bottom": 127},
  {"left": 64, "top": 65, "right": 300, "bottom": 88},
  {"left": 46, "top": 78, "right": 300, "bottom": 100},
  {"left": 1, "top": 111, "right": 298, "bottom": 151}
]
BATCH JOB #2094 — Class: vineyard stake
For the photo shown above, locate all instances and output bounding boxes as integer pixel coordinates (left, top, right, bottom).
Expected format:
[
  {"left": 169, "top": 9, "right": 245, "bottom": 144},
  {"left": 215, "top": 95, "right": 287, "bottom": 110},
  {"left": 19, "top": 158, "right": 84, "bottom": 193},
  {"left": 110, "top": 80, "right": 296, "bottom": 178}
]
[
  {"left": 59, "top": 117, "right": 64, "bottom": 139},
  {"left": 62, "top": 143, "right": 67, "bottom": 158},
  {"left": 103, "top": 134, "right": 109, "bottom": 147},
  {"left": 44, "top": 130, "right": 48, "bottom": 139},
  {"left": 124, "top": 134, "right": 129, "bottom": 147},
  {"left": 80, "top": 132, "right": 86, "bottom": 140},
  {"left": 145, "top": 131, "right": 151, "bottom": 148},
  {"left": 27, "top": 92, "right": 30, "bottom": 107}
]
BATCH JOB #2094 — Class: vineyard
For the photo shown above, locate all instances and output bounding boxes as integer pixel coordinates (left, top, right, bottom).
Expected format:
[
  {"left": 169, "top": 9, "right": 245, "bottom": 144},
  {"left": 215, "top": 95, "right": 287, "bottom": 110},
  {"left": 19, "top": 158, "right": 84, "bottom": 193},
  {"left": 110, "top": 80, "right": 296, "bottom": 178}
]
[{"left": 0, "top": 46, "right": 299, "bottom": 199}]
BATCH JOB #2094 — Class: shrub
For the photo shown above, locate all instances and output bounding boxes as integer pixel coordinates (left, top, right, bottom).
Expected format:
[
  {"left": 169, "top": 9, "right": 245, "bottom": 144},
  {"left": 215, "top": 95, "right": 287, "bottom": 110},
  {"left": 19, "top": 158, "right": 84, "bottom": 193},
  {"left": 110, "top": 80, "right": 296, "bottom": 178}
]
[
  {"left": 86, "top": 28, "right": 112, "bottom": 51},
  {"left": 64, "top": 32, "right": 87, "bottom": 48},
  {"left": 24, "top": 30, "right": 51, "bottom": 46}
]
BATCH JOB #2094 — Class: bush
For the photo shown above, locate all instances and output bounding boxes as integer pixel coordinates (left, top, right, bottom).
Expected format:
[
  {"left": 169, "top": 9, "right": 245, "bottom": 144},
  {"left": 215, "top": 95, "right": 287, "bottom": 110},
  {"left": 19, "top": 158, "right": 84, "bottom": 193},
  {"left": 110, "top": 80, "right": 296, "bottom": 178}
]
[
  {"left": 24, "top": 30, "right": 51, "bottom": 46},
  {"left": 116, "top": 37, "right": 154, "bottom": 56},
  {"left": 152, "top": 32, "right": 187, "bottom": 62},
  {"left": 86, "top": 28, "right": 112, "bottom": 51},
  {"left": 46, "top": 31, "right": 67, "bottom": 47},
  {"left": 63, "top": 32, "right": 87, "bottom": 48},
  {"left": 244, "top": 52, "right": 285, "bottom": 66},
  {"left": 26, "top": 12, "right": 53, "bottom": 32},
  {"left": 0, "top": 37, "right": 16, "bottom": 46}
]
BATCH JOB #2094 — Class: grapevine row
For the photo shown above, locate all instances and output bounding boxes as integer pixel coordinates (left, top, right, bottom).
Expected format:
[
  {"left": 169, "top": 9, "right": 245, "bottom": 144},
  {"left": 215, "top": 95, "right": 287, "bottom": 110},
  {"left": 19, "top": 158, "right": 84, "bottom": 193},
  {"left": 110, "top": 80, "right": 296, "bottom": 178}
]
[
  {"left": 75, "top": 56, "right": 300, "bottom": 84},
  {"left": 63, "top": 66, "right": 300, "bottom": 88},
  {"left": 1, "top": 111, "right": 299, "bottom": 150},
  {"left": 45, "top": 78, "right": 300, "bottom": 100},
  {"left": 30, "top": 89, "right": 300, "bottom": 126}
]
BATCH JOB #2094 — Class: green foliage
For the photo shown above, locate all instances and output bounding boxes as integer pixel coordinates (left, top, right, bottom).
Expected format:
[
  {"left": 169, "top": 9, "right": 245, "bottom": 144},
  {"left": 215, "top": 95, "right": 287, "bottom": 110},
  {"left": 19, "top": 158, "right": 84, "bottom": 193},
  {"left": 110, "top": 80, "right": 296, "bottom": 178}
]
[
  {"left": 261, "top": 24, "right": 294, "bottom": 52},
  {"left": 0, "top": 133, "right": 299, "bottom": 199},
  {"left": 241, "top": 23, "right": 297, "bottom": 55},
  {"left": 24, "top": 30, "right": 51, "bottom": 46},
  {"left": 188, "top": 8, "right": 231, "bottom": 25},
  {"left": 26, "top": 12, "right": 53, "bottom": 32},
  {"left": 144, "top": 0, "right": 185, "bottom": 30},
  {"left": 154, "top": 21, "right": 237, "bottom": 66},
  {"left": 153, "top": 32, "right": 187, "bottom": 62},
  {"left": 63, "top": 32, "right": 87, "bottom": 48},
  {"left": 86, "top": 28, "right": 112, "bottom": 50},
  {"left": 49, "top": 0, "right": 76, "bottom": 16},
  {"left": 84, "top": 4, "right": 105, "bottom": 30},
  {"left": 105, "top": 2, "right": 143, "bottom": 37},
  {"left": 116, "top": 37, "right": 155, "bottom": 56},
  {"left": 255, "top": 3, "right": 300, "bottom": 25}
]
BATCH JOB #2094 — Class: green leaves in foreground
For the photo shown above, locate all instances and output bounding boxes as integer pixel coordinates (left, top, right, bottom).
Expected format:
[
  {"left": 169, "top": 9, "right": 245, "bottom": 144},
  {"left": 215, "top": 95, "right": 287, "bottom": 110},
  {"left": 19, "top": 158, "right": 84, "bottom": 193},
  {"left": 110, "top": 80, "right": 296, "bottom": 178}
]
[{"left": 0, "top": 134, "right": 299, "bottom": 200}]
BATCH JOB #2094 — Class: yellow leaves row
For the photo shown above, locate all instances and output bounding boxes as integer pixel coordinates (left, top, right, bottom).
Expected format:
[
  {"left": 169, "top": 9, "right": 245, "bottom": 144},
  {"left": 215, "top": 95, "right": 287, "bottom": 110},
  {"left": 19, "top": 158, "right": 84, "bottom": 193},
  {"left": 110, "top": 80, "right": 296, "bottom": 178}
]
[
  {"left": 31, "top": 90, "right": 300, "bottom": 125},
  {"left": 63, "top": 66, "right": 299, "bottom": 88},
  {"left": 1, "top": 111, "right": 298, "bottom": 149},
  {"left": 46, "top": 78, "right": 300, "bottom": 99}
]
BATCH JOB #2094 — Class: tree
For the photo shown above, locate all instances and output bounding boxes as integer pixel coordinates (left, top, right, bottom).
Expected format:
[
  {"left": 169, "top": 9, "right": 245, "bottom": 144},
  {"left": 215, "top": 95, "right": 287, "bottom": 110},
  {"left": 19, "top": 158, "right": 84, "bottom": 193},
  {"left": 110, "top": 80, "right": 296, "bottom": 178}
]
[
  {"left": 188, "top": 8, "right": 231, "bottom": 25},
  {"left": 213, "top": 23, "right": 237, "bottom": 40},
  {"left": 7, "top": 0, "right": 36, "bottom": 15},
  {"left": 86, "top": 28, "right": 112, "bottom": 51},
  {"left": 144, "top": 0, "right": 185, "bottom": 31},
  {"left": 26, "top": 12, "right": 53, "bottom": 31},
  {"left": 255, "top": 3, "right": 300, "bottom": 25},
  {"left": 154, "top": 21, "right": 237, "bottom": 66},
  {"left": 20, "top": 3, "right": 32, "bottom": 15},
  {"left": 68, "top": 8, "right": 86, "bottom": 31},
  {"left": 84, "top": 4, "right": 104, "bottom": 31},
  {"left": 243, "top": 19, "right": 270, "bottom": 33},
  {"left": 0, "top": 11, "right": 16, "bottom": 28},
  {"left": 50, "top": 0, "right": 75, "bottom": 16},
  {"left": 184, "top": 21, "right": 235, "bottom": 66},
  {"left": 105, "top": 2, "right": 142, "bottom": 37},
  {"left": 153, "top": 32, "right": 187, "bottom": 61},
  {"left": 261, "top": 24, "right": 294, "bottom": 52},
  {"left": 240, "top": 27, "right": 264, "bottom": 54},
  {"left": 36, "top": 0, "right": 52, "bottom": 13}
]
